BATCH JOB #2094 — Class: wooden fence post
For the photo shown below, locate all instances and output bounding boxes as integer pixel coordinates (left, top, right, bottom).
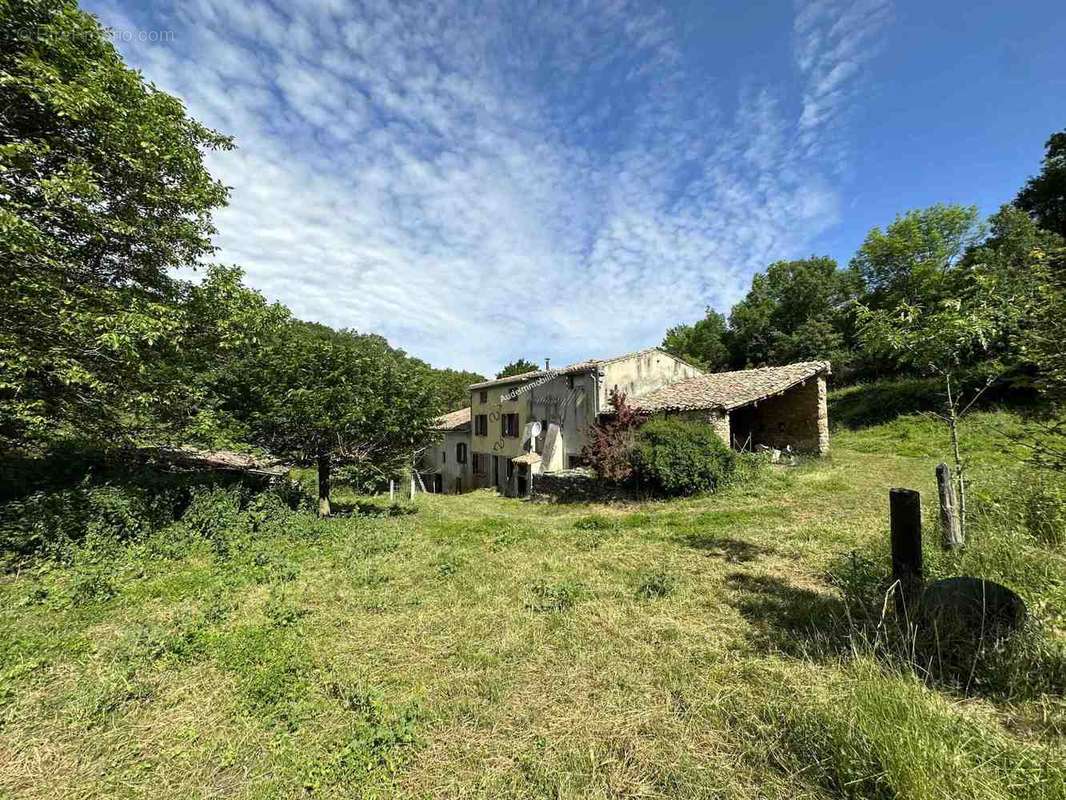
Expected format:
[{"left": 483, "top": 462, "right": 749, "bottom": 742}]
[
  {"left": 936, "top": 463, "right": 963, "bottom": 550},
  {"left": 890, "top": 488, "right": 923, "bottom": 615}
]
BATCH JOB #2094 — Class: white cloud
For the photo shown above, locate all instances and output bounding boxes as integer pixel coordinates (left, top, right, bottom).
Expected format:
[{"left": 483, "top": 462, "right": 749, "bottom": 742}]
[{"left": 85, "top": 0, "right": 890, "bottom": 375}]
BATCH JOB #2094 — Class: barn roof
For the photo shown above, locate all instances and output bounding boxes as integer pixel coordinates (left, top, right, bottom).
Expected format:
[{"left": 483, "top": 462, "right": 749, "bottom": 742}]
[
  {"left": 433, "top": 407, "right": 471, "bottom": 431},
  {"left": 632, "top": 361, "right": 830, "bottom": 413}
]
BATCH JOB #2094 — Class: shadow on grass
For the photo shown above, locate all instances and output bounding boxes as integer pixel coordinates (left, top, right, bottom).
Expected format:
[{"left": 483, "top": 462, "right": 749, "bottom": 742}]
[
  {"left": 681, "top": 535, "right": 774, "bottom": 563},
  {"left": 725, "top": 567, "right": 1066, "bottom": 703},
  {"left": 725, "top": 572, "right": 845, "bottom": 651}
]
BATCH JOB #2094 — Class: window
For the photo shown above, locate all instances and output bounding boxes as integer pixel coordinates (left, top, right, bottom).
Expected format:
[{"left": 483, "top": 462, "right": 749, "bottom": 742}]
[
  {"left": 479, "top": 389, "right": 488, "bottom": 403},
  {"left": 472, "top": 452, "right": 486, "bottom": 475},
  {"left": 474, "top": 414, "right": 488, "bottom": 436},
  {"left": 567, "top": 375, "right": 575, "bottom": 390},
  {"left": 568, "top": 454, "right": 588, "bottom": 469},
  {"left": 442, "top": 450, "right": 446, "bottom": 464},
  {"left": 501, "top": 413, "right": 520, "bottom": 438},
  {"left": 456, "top": 442, "right": 467, "bottom": 464}
]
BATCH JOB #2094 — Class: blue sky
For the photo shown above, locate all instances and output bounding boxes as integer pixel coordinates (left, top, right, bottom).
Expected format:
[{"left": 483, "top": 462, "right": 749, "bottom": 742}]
[{"left": 83, "top": 0, "right": 1066, "bottom": 376}]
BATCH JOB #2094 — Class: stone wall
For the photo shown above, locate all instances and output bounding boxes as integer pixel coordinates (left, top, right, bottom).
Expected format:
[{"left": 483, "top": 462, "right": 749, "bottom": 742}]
[
  {"left": 532, "top": 468, "right": 632, "bottom": 503},
  {"left": 729, "top": 376, "right": 828, "bottom": 454}
]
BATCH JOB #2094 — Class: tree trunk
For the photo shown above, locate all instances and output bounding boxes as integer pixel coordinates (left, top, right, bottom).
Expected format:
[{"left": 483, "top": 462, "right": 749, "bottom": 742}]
[
  {"left": 945, "top": 374, "right": 967, "bottom": 539},
  {"left": 317, "top": 453, "right": 331, "bottom": 517},
  {"left": 936, "top": 462, "right": 963, "bottom": 549}
]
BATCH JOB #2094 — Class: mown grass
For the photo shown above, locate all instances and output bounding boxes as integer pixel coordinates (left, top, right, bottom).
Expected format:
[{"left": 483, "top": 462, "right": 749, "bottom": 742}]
[{"left": 0, "top": 408, "right": 1064, "bottom": 798}]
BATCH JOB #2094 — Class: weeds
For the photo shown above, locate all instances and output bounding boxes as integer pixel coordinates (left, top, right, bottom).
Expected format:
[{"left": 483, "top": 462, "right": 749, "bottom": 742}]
[
  {"left": 527, "top": 579, "right": 586, "bottom": 612},
  {"left": 636, "top": 571, "right": 676, "bottom": 599}
]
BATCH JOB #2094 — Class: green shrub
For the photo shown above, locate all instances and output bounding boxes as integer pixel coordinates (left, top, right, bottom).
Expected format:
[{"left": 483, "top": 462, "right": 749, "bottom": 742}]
[
  {"left": 179, "top": 485, "right": 247, "bottom": 553},
  {"left": 631, "top": 417, "right": 736, "bottom": 497},
  {"left": 0, "top": 482, "right": 183, "bottom": 563}
]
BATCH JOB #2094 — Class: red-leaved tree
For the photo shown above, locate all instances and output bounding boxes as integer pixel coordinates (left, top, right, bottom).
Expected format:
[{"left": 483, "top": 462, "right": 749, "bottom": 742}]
[{"left": 581, "top": 390, "right": 647, "bottom": 483}]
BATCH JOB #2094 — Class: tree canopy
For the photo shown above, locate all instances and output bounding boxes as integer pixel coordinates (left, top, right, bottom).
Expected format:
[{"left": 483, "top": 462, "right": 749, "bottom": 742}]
[
  {"left": 496, "top": 359, "right": 540, "bottom": 379},
  {"left": 849, "top": 204, "right": 984, "bottom": 309},
  {"left": 1016, "top": 129, "right": 1066, "bottom": 240},
  {"left": 1, "top": 0, "right": 232, "bottom": 450},
  {"left": 728, "top": 256, "right": 858, "bottom": 369},
  {"left": 232, "top": 324, "right": 440, "bottom": 514},
  {"left": 661, "top": 310, "right": 729, "bottom": 371}
]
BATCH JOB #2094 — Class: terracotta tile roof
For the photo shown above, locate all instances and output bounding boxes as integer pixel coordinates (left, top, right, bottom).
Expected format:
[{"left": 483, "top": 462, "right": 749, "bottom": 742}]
[
  {"left": 632, "top": 361, "right": 831, "bottom": 413},
  {"left": 470, "top": 347, "right": 692, "bottom": 390},
  {"left": 433, "top": 407, "right": 471, "bottom": 431}
]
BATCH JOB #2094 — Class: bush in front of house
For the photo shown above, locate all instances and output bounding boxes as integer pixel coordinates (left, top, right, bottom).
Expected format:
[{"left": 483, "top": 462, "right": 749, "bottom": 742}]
[{"left": 631, "top": 417, "right": 736, "bottom": 497}]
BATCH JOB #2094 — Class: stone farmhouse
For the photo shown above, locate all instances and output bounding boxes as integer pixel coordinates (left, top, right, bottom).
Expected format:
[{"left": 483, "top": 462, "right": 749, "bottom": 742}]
[{"left": 419, "top": 347, "right": 830, "bottom": 496}]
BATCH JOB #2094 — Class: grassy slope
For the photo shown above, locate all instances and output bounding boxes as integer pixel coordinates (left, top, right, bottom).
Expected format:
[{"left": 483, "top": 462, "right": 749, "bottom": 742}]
[{"left": 0, "top": 410, "right": 1063, "bottom": 799}]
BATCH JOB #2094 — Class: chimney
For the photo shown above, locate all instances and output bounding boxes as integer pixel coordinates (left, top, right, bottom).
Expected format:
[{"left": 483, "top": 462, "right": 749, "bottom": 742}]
[{"left": 544, "top": 358, "right": 551, "bottom": 371}]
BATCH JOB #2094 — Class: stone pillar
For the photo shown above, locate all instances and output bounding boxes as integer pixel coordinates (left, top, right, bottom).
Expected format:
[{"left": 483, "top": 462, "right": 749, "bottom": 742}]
[
  {"left": 708, "top": 410, "right": 731, "bottom": 448},
  {"left": 816, "top": 375, "right": 829, "bottom": 455}
]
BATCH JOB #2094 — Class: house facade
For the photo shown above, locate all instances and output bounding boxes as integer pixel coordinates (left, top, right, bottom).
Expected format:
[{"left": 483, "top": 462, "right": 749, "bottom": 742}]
[
  {"left": 420, "top": 349, "right": 830, "bottom": 496},
  {"left": 420, "top": 407, "right": 471, "bottom": 494}
]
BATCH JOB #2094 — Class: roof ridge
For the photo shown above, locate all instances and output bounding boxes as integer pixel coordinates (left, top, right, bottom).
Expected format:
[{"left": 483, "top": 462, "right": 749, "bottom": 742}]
[{"left": 470, "top": 347, "right": 679, "bottom": 390}]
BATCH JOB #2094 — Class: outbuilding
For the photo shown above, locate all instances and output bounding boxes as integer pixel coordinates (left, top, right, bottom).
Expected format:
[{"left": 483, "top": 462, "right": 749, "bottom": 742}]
[{"left": 632, "top": 361, "right": 831, "bottom": 455}]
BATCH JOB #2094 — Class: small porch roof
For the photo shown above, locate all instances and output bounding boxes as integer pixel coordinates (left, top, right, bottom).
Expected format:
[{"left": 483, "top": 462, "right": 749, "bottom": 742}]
[{"left": 432, "top": 407, "right": 471, "bottom": 431}]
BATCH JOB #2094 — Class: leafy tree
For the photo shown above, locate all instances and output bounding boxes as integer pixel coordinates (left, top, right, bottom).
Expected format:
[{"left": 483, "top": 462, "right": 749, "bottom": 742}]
[
  {"left": 661, "top": 310, "right": 729, "bottom": 371},
  {"left": 1015, "top": 129, "right": 1066, "bottom": 239},
  {"left": 581, "top": 390, "right": 646, "bottom": 483},
  {"left": 422, "top": 367, "right": 486, "bottom": 412},
  {"left": 958, "top": 205, "right": 1064, "bottom": 370},
  {"left": 856, "top": 272, "right": 1022, "bottom": 537},
  {"left": 0, "top": 0, "right": 232, "bottom": 450},
  {"left": 496, "top": 359, "right": 540, "bottom": 379},
  {"left": 173, "top": 267, "right": 290, "bottom": 446},
  {"left": 1023, "top": 241, "right": 1066, "bottom": 470},
  {"left": 727, "top": 257, "right": 858, "bottom": 369},
  {"left": 850, "top": 205, "right": 985, "bottom": 309},
  {"left": 236, "top": 325, "right": 439, "bottom": 516}
]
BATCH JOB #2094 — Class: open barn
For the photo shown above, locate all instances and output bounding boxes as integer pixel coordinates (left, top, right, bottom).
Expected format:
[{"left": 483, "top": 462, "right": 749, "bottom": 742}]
[{"left": 633, "top": 361, "right": 831, "bottom": 454}]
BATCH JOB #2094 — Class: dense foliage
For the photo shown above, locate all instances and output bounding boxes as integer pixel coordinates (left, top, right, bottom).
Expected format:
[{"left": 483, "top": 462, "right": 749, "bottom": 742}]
[
  {"left": 661, "top": 137, "right": 1066, "bottom": 405},
  {"left": 631, "top": 417, "right": 736, "bottom": 497},
  {"left": 1016, "top": 129, "right": 1066, "bottom": 240},
  {"left": 226, "top": 323, "right": 440, "bottom": 515},
  {"left": 0, "top": 0, "right": 232, "bottom": 449},
  {"left": 424, "top": 367, "right": 486, "bottom": 412},
  {"left": 662, "top": 310, "right": 730, "bottom": 371},
  {"left": 580, "top": 390, "right": 647, "bottom": 483},
  {"left": 1, "top": 1, "right": 477, "bottom": 475},
  {"left": 496, "top": 359, "right": 540, "bottom": 379}
]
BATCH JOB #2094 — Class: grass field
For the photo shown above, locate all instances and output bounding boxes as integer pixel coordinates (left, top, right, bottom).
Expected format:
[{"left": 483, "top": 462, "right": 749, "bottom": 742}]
[{"left": 1, "top": 409, "right": 1064, "bottom": 799}]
